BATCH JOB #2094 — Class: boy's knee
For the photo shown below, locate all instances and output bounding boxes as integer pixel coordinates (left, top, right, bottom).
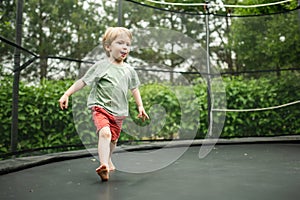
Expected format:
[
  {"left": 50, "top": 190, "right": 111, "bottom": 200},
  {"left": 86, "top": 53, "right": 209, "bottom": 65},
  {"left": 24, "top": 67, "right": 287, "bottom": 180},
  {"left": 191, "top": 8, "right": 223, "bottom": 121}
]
[{"left": 99, "top": 126, "right": 111, "bottom": 139}]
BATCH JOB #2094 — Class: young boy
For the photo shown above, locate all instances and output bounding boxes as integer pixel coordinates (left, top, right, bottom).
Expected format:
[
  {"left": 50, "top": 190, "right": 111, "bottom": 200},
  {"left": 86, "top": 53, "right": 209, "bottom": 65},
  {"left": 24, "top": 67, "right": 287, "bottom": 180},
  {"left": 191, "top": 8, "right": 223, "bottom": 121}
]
[{"left": 58, "top": 27, "right": 149, "bottom": 181}]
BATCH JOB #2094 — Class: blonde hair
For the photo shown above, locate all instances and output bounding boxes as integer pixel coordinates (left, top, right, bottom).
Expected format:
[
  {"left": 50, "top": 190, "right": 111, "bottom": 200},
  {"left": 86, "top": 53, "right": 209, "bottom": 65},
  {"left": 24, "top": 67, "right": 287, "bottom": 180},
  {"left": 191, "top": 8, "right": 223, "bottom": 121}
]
[{"left": 102, "top": 27, "right": 133, "bottom": 57}]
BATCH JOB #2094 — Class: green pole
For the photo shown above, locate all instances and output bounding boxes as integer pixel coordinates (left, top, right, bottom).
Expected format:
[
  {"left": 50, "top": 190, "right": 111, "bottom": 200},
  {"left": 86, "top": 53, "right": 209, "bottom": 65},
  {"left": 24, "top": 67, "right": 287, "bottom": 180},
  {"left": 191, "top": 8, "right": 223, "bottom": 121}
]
[
  {"left": 205, "top": 1, "right": 213, "bottom": 138},
  {"left": 11, "top": 0, "right": 24, "bottom": 154},
  {"left": 118, "top": 0, "right": 123, "bottom": 26}
]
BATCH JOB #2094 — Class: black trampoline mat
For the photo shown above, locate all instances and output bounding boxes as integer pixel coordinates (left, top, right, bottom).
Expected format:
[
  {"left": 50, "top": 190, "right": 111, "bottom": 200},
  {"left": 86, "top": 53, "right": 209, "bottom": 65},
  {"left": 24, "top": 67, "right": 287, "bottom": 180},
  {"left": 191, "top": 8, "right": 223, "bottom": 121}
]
[{"left": 0, "top": 143, "right": 299, "bottom": 200}]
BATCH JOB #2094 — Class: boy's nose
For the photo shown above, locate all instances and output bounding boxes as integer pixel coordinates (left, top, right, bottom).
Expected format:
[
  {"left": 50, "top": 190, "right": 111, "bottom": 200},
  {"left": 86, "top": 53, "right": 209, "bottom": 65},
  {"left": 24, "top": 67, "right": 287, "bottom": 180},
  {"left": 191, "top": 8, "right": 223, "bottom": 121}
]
[{"left": 122, "top": 45, "right": 130, "bottom": 51}]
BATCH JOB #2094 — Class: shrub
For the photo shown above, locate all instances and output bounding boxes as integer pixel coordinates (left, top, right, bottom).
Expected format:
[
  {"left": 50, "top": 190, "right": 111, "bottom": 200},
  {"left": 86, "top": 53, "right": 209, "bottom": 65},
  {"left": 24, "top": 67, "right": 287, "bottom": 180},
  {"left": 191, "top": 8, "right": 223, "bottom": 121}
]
[{"left": 0, "top": 73, "right": 299, "bottom": 156}]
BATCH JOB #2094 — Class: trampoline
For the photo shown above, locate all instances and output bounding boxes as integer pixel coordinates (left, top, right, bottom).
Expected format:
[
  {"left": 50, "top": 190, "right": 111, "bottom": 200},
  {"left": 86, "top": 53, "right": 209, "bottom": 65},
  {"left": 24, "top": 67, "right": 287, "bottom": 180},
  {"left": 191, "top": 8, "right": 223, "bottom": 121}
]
[
  {"left": 1, "top": 1, "right": 300, "bottom": 200},
  {"left": 1, "top": 141, "right": 299, "bottom": 200}
]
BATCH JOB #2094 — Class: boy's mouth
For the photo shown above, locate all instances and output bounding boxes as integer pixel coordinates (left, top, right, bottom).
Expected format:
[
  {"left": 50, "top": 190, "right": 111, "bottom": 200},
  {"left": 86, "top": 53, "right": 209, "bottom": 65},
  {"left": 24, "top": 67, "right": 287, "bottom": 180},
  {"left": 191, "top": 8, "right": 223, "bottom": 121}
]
[{"left": 120, "top": 51, "right": 127, "bottom": 57}]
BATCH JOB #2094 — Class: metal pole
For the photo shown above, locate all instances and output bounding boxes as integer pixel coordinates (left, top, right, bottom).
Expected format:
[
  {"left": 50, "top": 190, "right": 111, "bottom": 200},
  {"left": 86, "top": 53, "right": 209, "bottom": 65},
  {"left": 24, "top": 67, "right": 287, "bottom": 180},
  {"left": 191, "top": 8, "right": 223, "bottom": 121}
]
[
  {"left": 205, "top": 1, "right": 213, "bottom": 137},
  {"left": 11, "top": 0, "right": 24, "bottom": 154},
  {"left": 298, "top": 0, "right": 300, "bottom": 30},
  {"left": 118, "top": 0, "right": 123, "bottom": 26}
]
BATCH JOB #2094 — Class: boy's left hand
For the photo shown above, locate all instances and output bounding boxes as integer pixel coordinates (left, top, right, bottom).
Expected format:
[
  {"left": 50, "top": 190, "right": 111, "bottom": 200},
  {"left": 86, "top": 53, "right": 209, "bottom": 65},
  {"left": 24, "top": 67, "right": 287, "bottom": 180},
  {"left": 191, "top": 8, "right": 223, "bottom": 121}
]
[{"left": 137, "top": 106, "right": 149, "bottom": 122}]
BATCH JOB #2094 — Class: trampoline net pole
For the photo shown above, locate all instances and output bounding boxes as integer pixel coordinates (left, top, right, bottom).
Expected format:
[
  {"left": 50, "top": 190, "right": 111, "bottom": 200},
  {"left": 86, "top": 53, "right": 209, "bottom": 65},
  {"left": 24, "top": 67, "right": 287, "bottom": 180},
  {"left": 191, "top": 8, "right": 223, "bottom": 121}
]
[
  {"left": 118, "top": 0, "right": 123, "bottom": 27},
  {"left": 11, "top": 0, "right": 24, "bottom": 154},
  {"left": 205, "top": 1, "right": 213, "bottom": 138}
]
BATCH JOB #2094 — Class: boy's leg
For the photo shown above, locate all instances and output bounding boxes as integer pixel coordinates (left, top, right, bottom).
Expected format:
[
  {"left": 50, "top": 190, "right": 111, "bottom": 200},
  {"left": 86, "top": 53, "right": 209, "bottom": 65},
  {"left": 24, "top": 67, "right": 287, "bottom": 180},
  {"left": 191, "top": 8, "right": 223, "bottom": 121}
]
[
  {"left": 96, "top": 126, "right": 111, "bottom": 181},
  {"left": 109, "top": 140, "right": 117, "bottom": 171},
  {"left": 107, "top": 116, "right": 124, "bottom": 172},
  {"left": 98, "top": 126, "right": 111, "bottom": 166}
]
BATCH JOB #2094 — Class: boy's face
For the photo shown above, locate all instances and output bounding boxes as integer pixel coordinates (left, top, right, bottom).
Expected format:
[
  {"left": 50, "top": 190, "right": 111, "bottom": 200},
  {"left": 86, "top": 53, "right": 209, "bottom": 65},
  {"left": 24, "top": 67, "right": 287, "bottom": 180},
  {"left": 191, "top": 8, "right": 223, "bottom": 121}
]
[{"left": 106, "top": 33, "right": 131, "bottom": 64}]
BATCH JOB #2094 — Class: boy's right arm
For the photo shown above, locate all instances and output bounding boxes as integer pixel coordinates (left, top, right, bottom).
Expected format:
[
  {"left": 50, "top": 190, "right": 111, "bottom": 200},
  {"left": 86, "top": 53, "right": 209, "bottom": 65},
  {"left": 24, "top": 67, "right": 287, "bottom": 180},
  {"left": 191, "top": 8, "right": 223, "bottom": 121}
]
[{"left": 59, "top": 79, "right": 86, "bottom": 110}]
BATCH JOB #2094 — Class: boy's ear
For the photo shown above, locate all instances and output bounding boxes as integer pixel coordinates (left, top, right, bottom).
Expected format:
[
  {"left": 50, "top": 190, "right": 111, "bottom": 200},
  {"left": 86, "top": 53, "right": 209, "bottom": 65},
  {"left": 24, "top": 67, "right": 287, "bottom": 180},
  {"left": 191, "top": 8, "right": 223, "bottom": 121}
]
[{"left": 105, "top": 44, "right": 111, "bottom": 52}]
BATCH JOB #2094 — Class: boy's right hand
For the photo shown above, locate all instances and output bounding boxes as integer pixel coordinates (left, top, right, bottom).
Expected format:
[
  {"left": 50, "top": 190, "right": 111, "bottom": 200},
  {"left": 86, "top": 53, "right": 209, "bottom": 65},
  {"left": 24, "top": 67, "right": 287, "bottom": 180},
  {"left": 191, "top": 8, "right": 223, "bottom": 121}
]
[{"left": 59, "top": 94, "right": 69, "bottom": 110}]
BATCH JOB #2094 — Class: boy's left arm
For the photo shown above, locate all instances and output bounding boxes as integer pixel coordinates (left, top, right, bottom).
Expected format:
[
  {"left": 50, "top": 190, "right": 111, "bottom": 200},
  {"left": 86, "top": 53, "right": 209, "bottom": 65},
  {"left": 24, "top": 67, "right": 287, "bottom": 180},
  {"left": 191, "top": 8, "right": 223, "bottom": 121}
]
[{"left": 131, "top": 88, "right": 149, "bottom": 121}]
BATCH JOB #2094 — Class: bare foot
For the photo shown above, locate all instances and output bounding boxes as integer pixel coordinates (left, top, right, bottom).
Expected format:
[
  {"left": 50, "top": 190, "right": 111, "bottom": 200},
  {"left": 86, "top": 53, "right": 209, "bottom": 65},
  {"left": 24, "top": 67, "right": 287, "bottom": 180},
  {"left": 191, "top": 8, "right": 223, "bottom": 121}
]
[
  {"left": 109, "top": 160, "right": 116, "bottom": 171},
  {"left": 96, "top": 165, "right": 109, "bottom": 181}
]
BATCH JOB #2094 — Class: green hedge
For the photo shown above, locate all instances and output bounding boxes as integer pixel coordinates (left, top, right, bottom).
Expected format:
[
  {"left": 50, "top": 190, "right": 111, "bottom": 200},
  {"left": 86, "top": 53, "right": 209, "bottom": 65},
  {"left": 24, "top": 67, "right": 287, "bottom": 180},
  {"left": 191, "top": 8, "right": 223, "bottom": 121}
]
[
  {"left": 223, "top": 74, "right": 300, "bottom": 137},
  {"left": 0, "top": 77, "right": 79, "bottom": 155},
  {"left": 0, "top": 73, "right": 299, "bottom": 155}
]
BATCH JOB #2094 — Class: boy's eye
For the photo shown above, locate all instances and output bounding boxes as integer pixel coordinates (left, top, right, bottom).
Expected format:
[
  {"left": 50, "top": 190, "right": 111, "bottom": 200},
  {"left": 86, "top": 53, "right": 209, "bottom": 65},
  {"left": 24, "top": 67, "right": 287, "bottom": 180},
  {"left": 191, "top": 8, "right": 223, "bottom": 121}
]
[{"left": 116, "top": 41, "right": 131, "bottom": 46}]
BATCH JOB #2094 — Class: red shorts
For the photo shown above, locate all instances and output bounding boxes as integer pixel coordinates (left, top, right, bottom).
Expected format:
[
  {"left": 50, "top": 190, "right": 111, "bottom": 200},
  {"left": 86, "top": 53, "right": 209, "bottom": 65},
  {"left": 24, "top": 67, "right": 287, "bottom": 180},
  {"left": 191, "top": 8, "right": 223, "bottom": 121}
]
[{"left": 91, "top": 106, "right": 125, "bottom": 141}]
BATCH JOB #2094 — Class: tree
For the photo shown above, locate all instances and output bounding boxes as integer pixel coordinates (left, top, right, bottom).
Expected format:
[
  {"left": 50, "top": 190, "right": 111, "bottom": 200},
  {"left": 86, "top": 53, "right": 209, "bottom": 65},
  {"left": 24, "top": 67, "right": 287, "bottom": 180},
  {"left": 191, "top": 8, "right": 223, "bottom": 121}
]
[
  {"left": 22, "top": 0, "right": 107, "bottom": 81},
  {"left": 0, "top": 0, "right": 16, "bottom": 69},
  {"left": 1, "top": 0, "right": 111, "bottom": 82},
  {"left": 121, "top": 0, "right": 209, "bottom": 83},
  {"left": 3, "top": 0, "right": 298, "bottom": 81},
  {"left": 229, "top": 0, "right": 300, "bottom": 75}
]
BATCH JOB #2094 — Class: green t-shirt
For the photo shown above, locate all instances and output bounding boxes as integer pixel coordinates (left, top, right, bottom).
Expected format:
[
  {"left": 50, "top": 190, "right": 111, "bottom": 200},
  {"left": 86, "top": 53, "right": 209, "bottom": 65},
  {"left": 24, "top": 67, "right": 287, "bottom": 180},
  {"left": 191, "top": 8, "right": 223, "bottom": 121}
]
[{"left": 81, "top": 60, "right": 140, "bottom": 116}]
